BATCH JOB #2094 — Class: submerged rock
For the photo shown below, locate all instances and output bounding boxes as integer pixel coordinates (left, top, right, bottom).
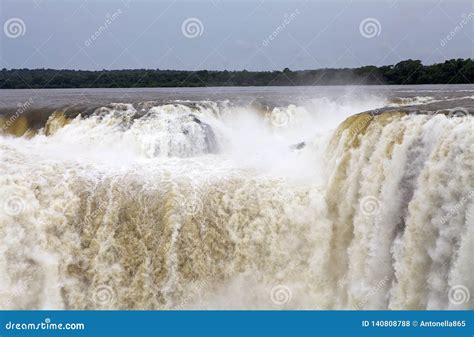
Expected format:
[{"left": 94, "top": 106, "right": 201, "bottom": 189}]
[
  {"left": 189, "top": 114, "right": 219, "bottom": 153},
  {"left": 290, "top": 141, "right": 306, "bottom": 150}
]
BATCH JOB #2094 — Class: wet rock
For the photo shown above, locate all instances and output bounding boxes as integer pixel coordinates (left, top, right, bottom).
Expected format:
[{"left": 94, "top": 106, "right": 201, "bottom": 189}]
[{"left": 291, "top": 142, "right": 306, "bottom": 150}]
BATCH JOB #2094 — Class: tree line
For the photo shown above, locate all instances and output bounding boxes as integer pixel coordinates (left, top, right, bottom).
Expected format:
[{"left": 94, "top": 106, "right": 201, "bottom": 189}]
[{"left": 0, "top": 58, "right": 472, "bottom": 89}]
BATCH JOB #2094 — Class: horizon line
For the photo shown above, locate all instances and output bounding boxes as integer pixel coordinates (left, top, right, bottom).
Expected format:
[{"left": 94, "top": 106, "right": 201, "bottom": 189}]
[{"left": 2, "top": 58, "right": 472, "bottom": 73}]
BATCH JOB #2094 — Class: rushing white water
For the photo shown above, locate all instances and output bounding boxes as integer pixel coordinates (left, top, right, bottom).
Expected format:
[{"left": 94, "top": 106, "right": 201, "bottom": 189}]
[{"left": 0, "top": 95, "right": 472, "bottom": 310}]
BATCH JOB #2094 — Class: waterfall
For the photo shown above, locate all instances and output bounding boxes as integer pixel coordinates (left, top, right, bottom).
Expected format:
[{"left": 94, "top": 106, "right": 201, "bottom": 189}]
[{"left": 0, "top": 102, "right": 472, "bottom": 310}]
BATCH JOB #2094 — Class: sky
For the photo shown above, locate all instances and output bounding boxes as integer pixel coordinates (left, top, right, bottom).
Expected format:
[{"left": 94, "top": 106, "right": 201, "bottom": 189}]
[{"left": 0, "top": 0, "right": 473, "bottom": 71}]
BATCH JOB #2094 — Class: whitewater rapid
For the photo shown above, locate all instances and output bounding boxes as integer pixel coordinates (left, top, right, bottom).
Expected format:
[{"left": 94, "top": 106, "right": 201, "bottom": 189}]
[{"left": 0, "top": 96, "right": 472, "bottom": 310}]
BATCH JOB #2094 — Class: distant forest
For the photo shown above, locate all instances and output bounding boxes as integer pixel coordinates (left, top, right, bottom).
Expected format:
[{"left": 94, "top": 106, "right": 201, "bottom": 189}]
[{"left": 0, "top": 59, "right": 472, "bottom": 89}]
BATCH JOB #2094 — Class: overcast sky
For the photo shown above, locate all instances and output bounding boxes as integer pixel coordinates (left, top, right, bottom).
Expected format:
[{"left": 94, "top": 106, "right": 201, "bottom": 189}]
[{"left": 0, "top": 0, "right": 473, "bottom": 71}]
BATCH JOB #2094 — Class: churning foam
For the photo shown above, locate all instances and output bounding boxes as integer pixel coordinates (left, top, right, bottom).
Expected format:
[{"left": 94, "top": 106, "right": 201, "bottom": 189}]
[{"left": 0, "top": 97, "right": 472, "bottom": 310}]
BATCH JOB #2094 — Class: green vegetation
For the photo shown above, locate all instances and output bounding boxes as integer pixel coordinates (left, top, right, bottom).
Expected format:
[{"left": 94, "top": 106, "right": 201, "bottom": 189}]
[{"left": 0, "top": 59, "right": 472, "bottom": 89}]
